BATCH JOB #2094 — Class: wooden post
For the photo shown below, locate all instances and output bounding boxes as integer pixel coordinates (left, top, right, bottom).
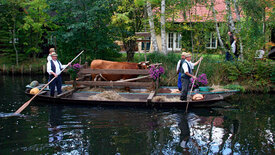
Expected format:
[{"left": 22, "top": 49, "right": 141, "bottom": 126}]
[
  {"left": 43, "top": 65, "right": 46, "bottom": 74},
  {"left": 29, "top": 65, "right": 32, "bottom": 75},
  {"left": 21, "top": 65, "right": 24, "bottom": 75},
  {"left": 144, "top": 42, "right": 147, "bottom": 62},
  {"left": 3, "top": 64, "right": 5, "bottom": 74},
  {"left": 12, "top": 65, "right": 14, "bottom": 75}
]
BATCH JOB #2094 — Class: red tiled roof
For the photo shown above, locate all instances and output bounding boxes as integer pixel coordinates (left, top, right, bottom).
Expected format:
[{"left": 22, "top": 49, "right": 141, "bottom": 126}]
[{"left": 172, "top": 0, "right": 241, "bottom": 22}]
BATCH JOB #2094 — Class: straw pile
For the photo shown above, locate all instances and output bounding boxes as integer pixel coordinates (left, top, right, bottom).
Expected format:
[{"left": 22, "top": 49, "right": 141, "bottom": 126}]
[
  {"left": 210, "top": 84, "right": 230, "bottom": 92},
  {"left": 152, "top": 96, "right": 181, "bottom": 102},
  {"left": 80, "top": 87, "right": 131, "bottom": 93},
  {"left": 88, "top": 91, "right": 129, "bottom": 101},
  {"left": 81, "top": 87, "right": 105, "bottom": 92},
  {"left": 62, "top": 86, "right": 74, "bottom": 91}
]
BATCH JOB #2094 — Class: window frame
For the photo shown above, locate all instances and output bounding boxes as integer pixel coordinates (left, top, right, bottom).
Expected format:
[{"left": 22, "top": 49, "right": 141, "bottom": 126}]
[
  {"left": 205, "top": 32, "right": 217, "bottom": 49},
  {"left": 167, "top": 32, "right": 181, "bottom": 51}
]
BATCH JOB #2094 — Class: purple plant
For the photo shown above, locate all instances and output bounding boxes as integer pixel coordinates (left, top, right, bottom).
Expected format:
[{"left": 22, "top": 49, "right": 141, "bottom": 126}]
[
  {"left": 68, "top": 63, "right": 82, "bottom": 80},
  {"left": 149, "top": 65, "right": 165, "bottom": 80},
  {"left": 73, "top": 63, "right": 81, "bottom": 70},
  {"left": 191, "top": 73, "right": 208, "bottom": 88}
]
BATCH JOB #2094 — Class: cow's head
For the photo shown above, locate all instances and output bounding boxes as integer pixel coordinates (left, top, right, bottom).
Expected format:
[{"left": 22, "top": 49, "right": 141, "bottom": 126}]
[{"left": 138, "top": 61, "right": 149, "bottom": 69}]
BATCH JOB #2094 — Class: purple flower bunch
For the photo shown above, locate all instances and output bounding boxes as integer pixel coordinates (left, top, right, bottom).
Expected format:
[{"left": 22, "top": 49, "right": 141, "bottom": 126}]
[
  {"left": 68, "top": 63, "right": 81, "bottom": 80},
  {"left": 191, "top": 73, "right": 208, "bottom": 88},
  {"left": 149, "top": 65, "right": 165, "bottom": 80},
  {"left": 72, "top": 63, "right": 81, "bottom": 71}
]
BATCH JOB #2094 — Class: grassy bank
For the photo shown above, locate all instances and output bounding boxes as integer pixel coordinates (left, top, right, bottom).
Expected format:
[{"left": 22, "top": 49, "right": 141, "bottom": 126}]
[
  {"left": 0, "top": 56, "right": 48, "bottom": 75},
  {"left": 1, "top": 52, "right": 274, "bottom": 92},
  {"left": 119, "top": 52, "right": 274, "bottom": 93}
]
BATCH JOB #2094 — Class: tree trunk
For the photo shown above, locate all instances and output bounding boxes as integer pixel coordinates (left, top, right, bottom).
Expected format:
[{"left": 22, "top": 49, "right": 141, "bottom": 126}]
[
  {"left": 147, "top": 1, "right": 159, "bottom": 52},
  {"left": 211, "top": 0, "right": 227, "bottom": 54},
  {"left": 12, "top": 21, "right": 19, "bottom": 66},
  {"left": 225, "top": 0, "right": 235, "bottom": 33},
  {"left": 124, "top": 39, "right": 136, "bottom": 62},
  {"left": 189, "top": 9, "right": 194, "bottom": 55},
  {"left": 232, "top": 0, "right": 244, "bottom": 61},
  {"left": 161, "top": 0, "right": 167, "bottom": 54}
]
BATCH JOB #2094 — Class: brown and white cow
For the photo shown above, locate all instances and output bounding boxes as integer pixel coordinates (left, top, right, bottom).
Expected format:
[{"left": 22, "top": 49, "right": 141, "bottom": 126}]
[{"left": 90, "top": 59, "right": 149, "bottom": 81}]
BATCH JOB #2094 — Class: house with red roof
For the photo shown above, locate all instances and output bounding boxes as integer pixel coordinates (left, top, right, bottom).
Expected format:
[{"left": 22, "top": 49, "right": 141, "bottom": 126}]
[{"left": 137, "top": 0, "right": 243, "bottom": 53}]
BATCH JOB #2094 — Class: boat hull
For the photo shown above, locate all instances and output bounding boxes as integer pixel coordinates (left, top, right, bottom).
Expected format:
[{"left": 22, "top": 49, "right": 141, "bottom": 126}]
[{"left": 25, "top": 89, "right": 234, "bottom": 109}]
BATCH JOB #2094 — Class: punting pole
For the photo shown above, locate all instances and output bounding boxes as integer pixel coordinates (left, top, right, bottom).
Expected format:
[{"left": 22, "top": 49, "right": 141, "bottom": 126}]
[
  {"left": 185, "top": 59, "right": 202, "bottom": 113},
  {"left": 13, "top": 50, "right": 84, "bottom": 115}
]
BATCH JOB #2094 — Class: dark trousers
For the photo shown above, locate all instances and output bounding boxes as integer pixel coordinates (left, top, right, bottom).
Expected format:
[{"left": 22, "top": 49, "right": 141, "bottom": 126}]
[
  {"left": 178, "top": 72, "right": 182, "bottom": 91},
  {"left": 180, "top": 78, "right": 190, "bottom": 100},
  {"left": 49, "top": 75, "right": 62, "bottom": 96},
  {"left": 226, "top": 52, "right": 232, "bottom": 61}
]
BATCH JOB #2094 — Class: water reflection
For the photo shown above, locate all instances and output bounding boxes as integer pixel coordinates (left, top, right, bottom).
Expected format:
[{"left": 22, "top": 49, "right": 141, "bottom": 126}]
[{"left": 0, "top": 75, "right": 274, "bottom": 154}]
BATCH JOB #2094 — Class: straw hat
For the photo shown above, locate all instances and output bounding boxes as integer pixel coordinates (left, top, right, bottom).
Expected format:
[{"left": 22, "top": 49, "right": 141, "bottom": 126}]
[
  {"left": 185, "top": 53, "right": 192, "bottom": 58},
  {"left": 49, "top": 48, "right": 55, "bottom": 53},
  {"left": 181, "top": 52, "right": 187, "bottom": 56},
  {"left": 51, "top": 52, "right": 58, "bottom": 57}
]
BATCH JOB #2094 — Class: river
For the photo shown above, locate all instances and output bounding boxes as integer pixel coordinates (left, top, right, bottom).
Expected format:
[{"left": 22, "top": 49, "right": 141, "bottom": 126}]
[{"left": 0, "top": 75, "right": 274, "bottom": 154}]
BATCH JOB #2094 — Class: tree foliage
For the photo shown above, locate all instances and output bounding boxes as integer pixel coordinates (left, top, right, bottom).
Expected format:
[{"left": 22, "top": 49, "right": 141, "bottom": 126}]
[
  {"left": 47, "top": 0, "right": 120, "bottom": 63},
  {"left": 111, "top": 0, "right": 145, "bottom": 61}
]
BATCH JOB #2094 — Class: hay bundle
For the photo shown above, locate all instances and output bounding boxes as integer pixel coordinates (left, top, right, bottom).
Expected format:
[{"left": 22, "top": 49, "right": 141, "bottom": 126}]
[
  {"left": 88, "top": 91, "right": 128, "bottom": 101},
  {"left": 210, "top": 85, "right": 230, "bottom": 92},
  {"left": 62, "top": 86, "right": 74, "bottom": 91},
  {"left": 152, "top": 96, "right": 181, "bottom": 102},
  {"left": 81, "top": 87, "right": 106, "bottom": 92}
]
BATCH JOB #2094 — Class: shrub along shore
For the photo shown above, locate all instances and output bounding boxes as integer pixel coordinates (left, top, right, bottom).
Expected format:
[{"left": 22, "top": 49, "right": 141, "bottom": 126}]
[{"left": 1, "top": 52, "right": 274, "bottom": 93}]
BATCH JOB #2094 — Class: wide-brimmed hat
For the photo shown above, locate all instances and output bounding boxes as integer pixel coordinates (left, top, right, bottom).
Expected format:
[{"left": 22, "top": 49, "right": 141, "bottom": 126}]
[
  {"left": 181, "top": 52, "right": 188, "bottom": 56},
  {"left": 51, "top": 52, "right": 58, "bottom": 57},
  {"left": 49, "top": 48, "right": 55, "bottom": 52},
  {"left": 185, "top": 53, "right": 192, "bottom": 58}
]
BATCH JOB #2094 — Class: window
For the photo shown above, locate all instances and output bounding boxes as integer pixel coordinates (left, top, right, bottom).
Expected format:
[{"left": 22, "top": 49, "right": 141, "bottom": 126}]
[
  {"left": 167, "top": 32, "right": 181, "bottom": 51},
  {"left": 141, "top": 37, "right": 151, "bottom": 51},
  {"left": 206, "top": 32, "right": 217, "bottom": 49}
]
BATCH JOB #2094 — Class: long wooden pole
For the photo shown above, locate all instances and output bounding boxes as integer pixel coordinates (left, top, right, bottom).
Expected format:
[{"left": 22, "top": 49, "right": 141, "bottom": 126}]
[
  {"left": 185, "top": 59, "right": 202, "bottom": 113},
  {"left": 14, "top": 50, "right": 84, "bottom": 115}
]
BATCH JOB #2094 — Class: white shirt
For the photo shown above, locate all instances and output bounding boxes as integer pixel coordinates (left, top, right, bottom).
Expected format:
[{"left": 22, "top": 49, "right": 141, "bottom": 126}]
[
  {"left": 47, "top": 54, "right": 52, "bottom": 62},
  {"left": 231, "top": 40, "right": 236, "bottom": 54},
  {"left": 177, "top": 59, "right": 195, "bottom": 72},
  {"left": 182, "top": 60, "right": 193, "bottom": 74},
  {"left": 255, "top": 50, "right": 265, "bottom": 58},
  {"left": 47, "top": 59, "right": 66, "bottom": 76}
]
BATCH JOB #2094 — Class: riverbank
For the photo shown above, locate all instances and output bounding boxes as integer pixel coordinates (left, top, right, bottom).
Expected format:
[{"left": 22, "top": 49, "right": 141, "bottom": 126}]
[{"left": 1, "top": 53, "right": 274, "bottom": 93}]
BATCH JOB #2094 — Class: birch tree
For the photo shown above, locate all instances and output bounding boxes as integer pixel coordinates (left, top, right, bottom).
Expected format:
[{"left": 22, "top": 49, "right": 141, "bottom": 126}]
[
  {"left": 161, "top": 0, "right": 167, "bottom": 54},
  {"left": 147, "top": 1, "right": 159, "bottom": 52},
  {"left": 225, "top": 0, "right": 235, "bottom": 33},
  {"left": 211, "top": 0, "right": 227, "bottom": 53},
  {"left": 232, "top": 0, "right": 244, "bottom": 61}
]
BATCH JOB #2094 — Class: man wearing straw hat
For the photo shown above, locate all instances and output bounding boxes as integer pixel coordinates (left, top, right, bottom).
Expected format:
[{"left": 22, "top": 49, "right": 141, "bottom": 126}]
[
  {"left": 47, "top": 52, "right": 68, "bottom": 97},
  {"left": 47, "top": 48, "right": 55, "bottom": 62},
  {"left": 180, "top": 53, "right": 202, "bottom": 101},
  {"left": 176, "top": 52, "right": 187, "bottom": 91}
]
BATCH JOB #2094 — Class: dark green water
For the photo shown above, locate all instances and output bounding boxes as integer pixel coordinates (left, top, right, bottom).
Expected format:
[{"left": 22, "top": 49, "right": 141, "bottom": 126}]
[{"left": 0, "top": 75, "right": 274, "bottom": 154}]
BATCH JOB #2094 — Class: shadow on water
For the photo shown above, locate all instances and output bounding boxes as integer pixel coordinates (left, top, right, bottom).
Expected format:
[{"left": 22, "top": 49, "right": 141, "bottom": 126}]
[{"left": 0, "top": 75, "right": 274, "bottom": 154}]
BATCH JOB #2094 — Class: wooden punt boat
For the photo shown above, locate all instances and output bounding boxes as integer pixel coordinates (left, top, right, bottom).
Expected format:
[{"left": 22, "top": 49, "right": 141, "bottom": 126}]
[
  {"left": 25, "top": 85, "right": 237, "bottom": 109},
  {"left": 25, "top": 67, "right": 238, "bottom": 109}
]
